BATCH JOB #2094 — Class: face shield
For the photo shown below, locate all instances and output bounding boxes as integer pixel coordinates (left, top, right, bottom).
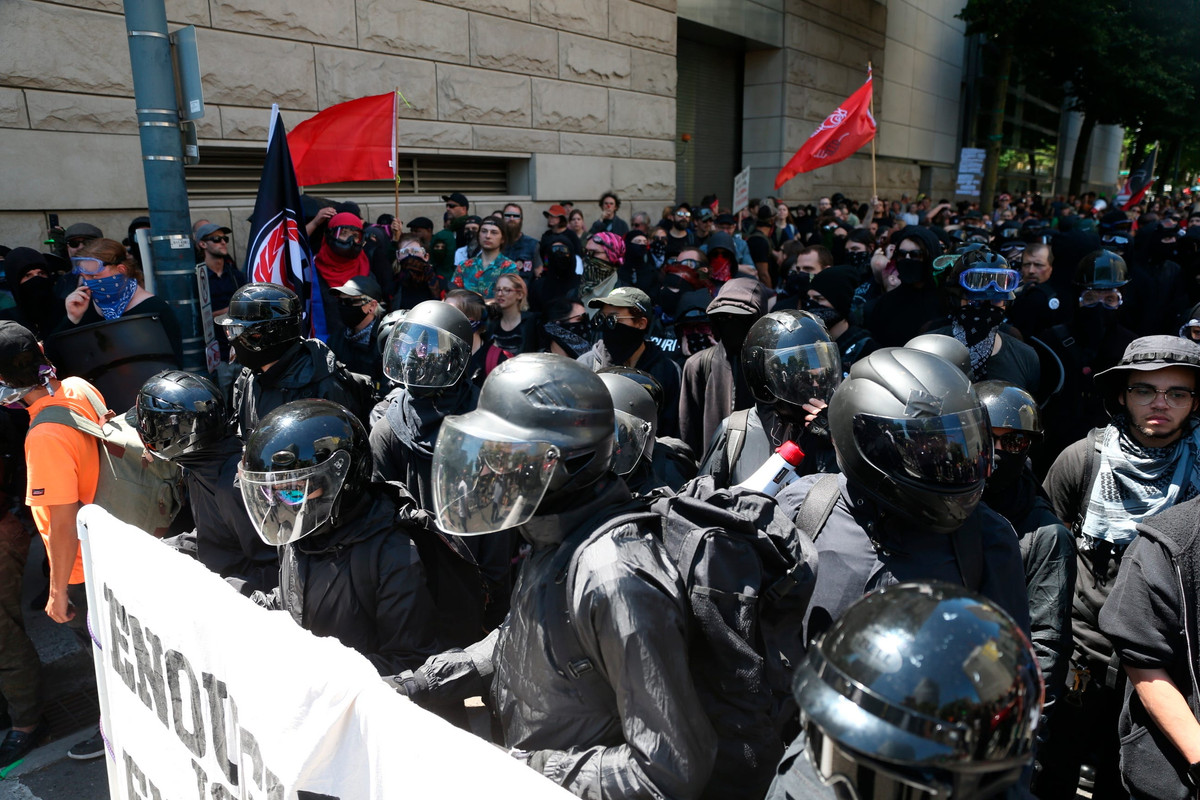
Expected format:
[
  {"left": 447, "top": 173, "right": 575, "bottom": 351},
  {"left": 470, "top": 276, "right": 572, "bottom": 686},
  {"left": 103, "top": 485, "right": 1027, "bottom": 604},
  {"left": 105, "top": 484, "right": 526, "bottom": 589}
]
[
  {"left": 762, "top": 340, "right": 843, "bottom": 406},
  {"left": 432, "top": 415, "right": 561, "bottom": 535},
  {"left": 382, "top": 320, "right": 470, "bottom": 389},
  {"left": 852, "top": 407, "right": 991, "bottom": 489},
  {"left": 613, "top": 410, "right": 652, "bottom": 475},
  {"left": 238, "top": 451, "right": 351, "bottom": 546}
]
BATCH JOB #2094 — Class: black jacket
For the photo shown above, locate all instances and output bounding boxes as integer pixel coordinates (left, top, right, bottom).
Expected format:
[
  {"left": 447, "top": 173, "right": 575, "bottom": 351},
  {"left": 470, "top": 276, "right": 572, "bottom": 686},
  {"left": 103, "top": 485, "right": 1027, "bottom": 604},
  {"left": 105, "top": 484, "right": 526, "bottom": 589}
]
[
  {"left": 414, "top": 481, "right": 717, "bottom": 799},
  {"left": 257, "top": 485, "right": 439, "bottom": 675},
  {"left": 330, "top": 317, "right": 383, "bottom": 385},
  {"left": 1101, "top": 496, "right": 1200, "bottom": 800},
  {"left": 775, "top": 473, "right": 1032, "bottom": 646},
  {"left": 174, "top": 438, "right": 277, "bottom": 595},
  {"left": 698, "top": 405, "right": 838, "bottom": 488},
  {"left": 985, "top": 465, "right": 1076, "bottom": 714},
  {"left": 232, "top": 338, "right": 364, "bottom": 437}
]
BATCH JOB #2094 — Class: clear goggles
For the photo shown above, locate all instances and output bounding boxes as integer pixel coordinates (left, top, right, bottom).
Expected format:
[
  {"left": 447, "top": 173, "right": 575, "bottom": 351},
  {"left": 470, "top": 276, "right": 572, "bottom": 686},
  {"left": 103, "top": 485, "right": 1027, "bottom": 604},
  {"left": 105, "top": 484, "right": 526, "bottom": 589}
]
[
  {"left": 851, "top": 406, "right": 991, "bottom": 488},
  {"left": 761, "top": 340, "right": 842, "bottom": 405},
  {"left": 432, "top": 415, "right": 561, "bottom": 536},
  {"left": 382, "top": 321, "right": 470, "bottom": 389},
  {"left": 71, "top": 257, "right": 107, "bottom": 276},
  {"left": 958, "top": 268, "right": 1021, "bottom": 294},
  {"left": 238, "top": 451, "right": 351, "bottom": 546},
  {"left": 1079, "top": 289, "right": 1122, "bottom": 309},
  {"left": 613, "top": 410, "right": 652, "bottom": 475}
]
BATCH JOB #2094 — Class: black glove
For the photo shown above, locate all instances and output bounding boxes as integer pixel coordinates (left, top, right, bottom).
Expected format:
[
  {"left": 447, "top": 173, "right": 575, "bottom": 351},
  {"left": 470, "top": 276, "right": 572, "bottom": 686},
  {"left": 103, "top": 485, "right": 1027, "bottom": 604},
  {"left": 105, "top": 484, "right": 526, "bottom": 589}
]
[{"left": 386, "top": 669, "right": 430, "bottom": 702}]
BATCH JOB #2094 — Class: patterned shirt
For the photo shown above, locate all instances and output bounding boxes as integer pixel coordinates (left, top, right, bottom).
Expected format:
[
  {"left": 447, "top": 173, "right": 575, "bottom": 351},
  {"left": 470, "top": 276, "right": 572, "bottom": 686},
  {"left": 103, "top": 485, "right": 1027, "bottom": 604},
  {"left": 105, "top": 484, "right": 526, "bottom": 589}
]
[{"left": 452, "top": 253, "right": 518, "bottom": 299}]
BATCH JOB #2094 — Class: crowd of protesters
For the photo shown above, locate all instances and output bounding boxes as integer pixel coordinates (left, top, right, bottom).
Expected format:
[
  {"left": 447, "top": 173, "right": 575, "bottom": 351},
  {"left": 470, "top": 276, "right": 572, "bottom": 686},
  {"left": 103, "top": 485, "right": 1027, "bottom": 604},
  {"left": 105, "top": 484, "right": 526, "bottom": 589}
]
[{"left": 3, "top": 183, "right": 1200, "bottom": 799}]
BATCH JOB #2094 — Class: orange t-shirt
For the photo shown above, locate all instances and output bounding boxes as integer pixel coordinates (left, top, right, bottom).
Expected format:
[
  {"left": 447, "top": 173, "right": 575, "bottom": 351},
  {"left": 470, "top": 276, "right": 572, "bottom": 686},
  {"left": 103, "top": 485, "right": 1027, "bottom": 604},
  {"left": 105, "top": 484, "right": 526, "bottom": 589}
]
[{"left": 25, "top": 377, "right": 104, "bottom": 585}]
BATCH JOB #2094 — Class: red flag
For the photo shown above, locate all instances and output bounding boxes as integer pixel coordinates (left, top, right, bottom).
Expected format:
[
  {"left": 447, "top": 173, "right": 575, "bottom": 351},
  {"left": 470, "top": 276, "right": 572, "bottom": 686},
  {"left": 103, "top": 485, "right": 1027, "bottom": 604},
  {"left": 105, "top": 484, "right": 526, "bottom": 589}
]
[
  {"left": 1117, "top": 146, "right": 1158, "bottom": 211},
  {"left": 288, "top": 92, "right": 396, "bottom": 186},
  {"left": 775, "top": 73, "right": 876, "bottom": 189}
]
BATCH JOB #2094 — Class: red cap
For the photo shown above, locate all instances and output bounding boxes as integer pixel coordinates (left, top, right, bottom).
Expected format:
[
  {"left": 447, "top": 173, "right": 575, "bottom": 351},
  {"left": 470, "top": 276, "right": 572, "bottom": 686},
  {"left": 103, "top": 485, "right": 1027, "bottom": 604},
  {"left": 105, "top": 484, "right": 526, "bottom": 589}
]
[{"left": 776, "top": 440, "right": 805, "bottom": 466}]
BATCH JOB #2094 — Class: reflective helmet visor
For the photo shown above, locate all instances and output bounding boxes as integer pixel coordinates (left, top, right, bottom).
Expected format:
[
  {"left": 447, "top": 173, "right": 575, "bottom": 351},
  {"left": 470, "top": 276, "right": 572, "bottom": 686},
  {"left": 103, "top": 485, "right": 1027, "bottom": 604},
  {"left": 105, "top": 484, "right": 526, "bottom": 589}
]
[
  {"left": 804, "top": 723, "right": 951, "bottom": 800},
  {"left": 612, "top": 409, "right": 652, "bottom": 476},
  {"left": 852, "top": 407, "right": 990, "bottom": 488},
  {"left": 382, "top": 321, "right": 470, "bottom": 388},
  {"left": 239, "top": 451, "right": 351, "bottom": 545},
  {"left": 432, "top": 415, "right": 561, "bottom": 536},
  {"left": 762, "top": 340, "right": 842, "bottom": 405}
]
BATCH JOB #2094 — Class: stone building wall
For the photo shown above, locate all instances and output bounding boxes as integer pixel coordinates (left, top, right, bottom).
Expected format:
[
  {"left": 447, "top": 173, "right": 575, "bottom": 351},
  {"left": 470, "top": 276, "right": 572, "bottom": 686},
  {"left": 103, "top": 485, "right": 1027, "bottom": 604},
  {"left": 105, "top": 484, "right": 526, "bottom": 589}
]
[{"left": 0, "top": 0, "right": 680, "bottom": 254}]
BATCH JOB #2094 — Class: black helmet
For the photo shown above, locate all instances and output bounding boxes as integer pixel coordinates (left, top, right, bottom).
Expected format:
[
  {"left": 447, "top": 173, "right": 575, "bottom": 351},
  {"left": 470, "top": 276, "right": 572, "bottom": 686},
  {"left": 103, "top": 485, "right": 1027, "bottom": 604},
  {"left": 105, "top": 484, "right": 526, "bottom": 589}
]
[
  {"left": 239, "top": 399, "right": 369, "bottom": 545},
  {"left": 215, "top": 283, "right": 304, "bottom": 359},
  {"left": 742, "top": 310, "right": 841, "bottom": 421},
  {"left": 382, "top": 300, "right": 472, "bottom": 394},
  {"left": 375, "top": 309, "right": 408, "bottom": 357},
  {"left": 599, "top": 372, "right": 656, "bottom": 475},
  {"left": 1075, "top": 249, "right": 1128, "bottom": 289},
  {"left": 135, "top": 370, "right": 227, "bottom": 460},
  {"left": 905, "top": 334, "right": 973, "bottom": 379},
  {"left": 951, "top": 248, "right": 1018, "bottom": 302},
  {"left": 829, "top": 348, "right": 991, "bottom": 534},
  {"left": 432, "top": 354, "right": 615, "bottom": 535},
  {"left": 597, "top": 366, "right": 665, "bottom": 416},
  {"left": 975, "top": 380, "right": 1042, "bottom": 436},
  {"left": 793, "top": 582, "right": 1041, "bottom": 799}
]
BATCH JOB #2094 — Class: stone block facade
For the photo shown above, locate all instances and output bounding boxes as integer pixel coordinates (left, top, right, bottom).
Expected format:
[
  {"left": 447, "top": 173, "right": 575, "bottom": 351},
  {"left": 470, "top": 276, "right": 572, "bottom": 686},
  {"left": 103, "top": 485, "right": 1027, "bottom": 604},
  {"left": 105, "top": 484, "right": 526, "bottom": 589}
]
[
  {"left": 0, "top": 0, "right": 681, "bottom": 246},
  {"left": 0, "top": 0, "right": 978, "bottom": 247}
]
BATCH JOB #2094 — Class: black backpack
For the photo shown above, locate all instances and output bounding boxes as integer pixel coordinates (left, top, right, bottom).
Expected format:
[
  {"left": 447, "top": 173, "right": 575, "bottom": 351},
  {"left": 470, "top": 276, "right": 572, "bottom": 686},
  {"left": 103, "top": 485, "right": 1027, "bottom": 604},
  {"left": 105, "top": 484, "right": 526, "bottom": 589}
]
[{"left": 550, "top": 477, "right": 818, "bottom": 799}]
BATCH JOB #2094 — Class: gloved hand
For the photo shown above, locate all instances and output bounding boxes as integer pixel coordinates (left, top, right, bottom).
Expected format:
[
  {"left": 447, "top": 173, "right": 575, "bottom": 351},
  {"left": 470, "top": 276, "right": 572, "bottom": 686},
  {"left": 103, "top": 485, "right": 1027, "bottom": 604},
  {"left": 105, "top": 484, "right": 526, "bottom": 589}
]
[{"left": 386, "top": 669, "right": 430, "bottom": 703}]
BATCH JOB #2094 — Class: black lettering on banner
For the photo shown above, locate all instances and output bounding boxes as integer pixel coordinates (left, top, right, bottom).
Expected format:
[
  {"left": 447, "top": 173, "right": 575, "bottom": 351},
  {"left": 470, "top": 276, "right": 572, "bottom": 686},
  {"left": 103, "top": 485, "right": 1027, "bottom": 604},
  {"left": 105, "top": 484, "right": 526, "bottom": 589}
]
[
  {"left": 297, "top": 793, "right": 342, "bottom": 799},
  {"left": 166, "top": 650, "right": 206, "bottom": 759},
  {"left": 203, "top": 673, "right": 239, "bottom": 787},
  {"left": 105, "top": 584, "right": 136, "bottom": 692},
  {"left": 124, "top": 749, "right": 164, "bottom": 800},
  {"left": 190, "top": 759, "right": 208, "bottom": 800},
  {"left": 130, "top": 615, "right": 168, "bottom": 727}
]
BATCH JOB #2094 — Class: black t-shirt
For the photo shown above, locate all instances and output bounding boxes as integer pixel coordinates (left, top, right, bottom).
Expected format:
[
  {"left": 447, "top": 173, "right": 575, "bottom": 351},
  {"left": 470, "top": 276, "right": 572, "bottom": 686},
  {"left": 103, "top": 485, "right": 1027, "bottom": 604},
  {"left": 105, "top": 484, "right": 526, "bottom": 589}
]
[
  {"left": 665, "top": 230, "right": 696, "bottom": 259},
  {"left": 746, "top": 231, "right": 773, "bottom": 265}
]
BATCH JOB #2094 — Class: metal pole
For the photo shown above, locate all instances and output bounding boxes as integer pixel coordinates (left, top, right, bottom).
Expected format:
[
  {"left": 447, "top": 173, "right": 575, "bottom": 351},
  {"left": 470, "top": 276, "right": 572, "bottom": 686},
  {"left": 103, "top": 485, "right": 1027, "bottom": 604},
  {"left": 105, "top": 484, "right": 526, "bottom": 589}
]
[{"left": 124, "top": 0, "right": 204, "bottom": 372}]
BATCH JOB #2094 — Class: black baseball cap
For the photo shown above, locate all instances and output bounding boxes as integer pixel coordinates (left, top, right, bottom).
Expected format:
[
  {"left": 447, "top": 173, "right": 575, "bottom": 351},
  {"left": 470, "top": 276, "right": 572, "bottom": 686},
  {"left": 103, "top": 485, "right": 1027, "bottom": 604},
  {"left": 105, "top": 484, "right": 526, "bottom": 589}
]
[
  {"left": 408, "top": 216, "right": 434, "bottom": 231},
  {"left": 0, "top": 320, "right": 47, "bottom": 385},
  {"left": 442, "top": 192, "right": 470, "bottom": 208}
]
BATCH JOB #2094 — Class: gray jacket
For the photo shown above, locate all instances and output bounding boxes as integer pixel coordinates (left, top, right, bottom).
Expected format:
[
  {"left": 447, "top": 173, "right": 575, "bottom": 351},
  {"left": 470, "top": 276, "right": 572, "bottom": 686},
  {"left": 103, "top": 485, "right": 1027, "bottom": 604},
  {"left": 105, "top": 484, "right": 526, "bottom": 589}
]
[{"left": 414, "top": 481, "right": 717, "bottom": 799}]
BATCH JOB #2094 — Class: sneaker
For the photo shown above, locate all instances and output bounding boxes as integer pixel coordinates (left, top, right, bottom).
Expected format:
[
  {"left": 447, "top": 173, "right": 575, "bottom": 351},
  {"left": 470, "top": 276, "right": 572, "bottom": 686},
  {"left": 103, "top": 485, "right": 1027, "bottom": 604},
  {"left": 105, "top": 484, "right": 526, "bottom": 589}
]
[
  {"left": 67, "top": 728, "right": 105, "bottom": 761},
  {"left": 0, "top": 725, "right": 46, "bottom": 769}
]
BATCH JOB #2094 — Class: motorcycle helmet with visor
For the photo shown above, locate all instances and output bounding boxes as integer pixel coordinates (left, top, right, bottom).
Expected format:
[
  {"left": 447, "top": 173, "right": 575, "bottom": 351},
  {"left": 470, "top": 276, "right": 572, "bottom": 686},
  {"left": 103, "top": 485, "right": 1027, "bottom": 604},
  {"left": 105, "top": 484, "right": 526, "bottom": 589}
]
[
  {"left": 599, "top": 371, "right": 657, "bottom": 475},
  {"left": 381, "top": 300, "right": 472, "bottom": 391},
  {"left": 742, "top": 310, "right": 842, "bottom": 419},
  {"left": 793, "top": 582, "right": 1041, "bottom": 800},
  {"left": 432, "top": 354, "right": 615, "bottom": 535},
  {"left": 239, "top": 399, "right": 369, "bottom": 546},
  {"left": 215, "top": 283, "right": 304, "bottom": 353},
  {"left": 135, "top": 370, "right": 227, "bottom": 460},
  {"left": 829, "top": 348, "right": 992, "bottom": 534}
]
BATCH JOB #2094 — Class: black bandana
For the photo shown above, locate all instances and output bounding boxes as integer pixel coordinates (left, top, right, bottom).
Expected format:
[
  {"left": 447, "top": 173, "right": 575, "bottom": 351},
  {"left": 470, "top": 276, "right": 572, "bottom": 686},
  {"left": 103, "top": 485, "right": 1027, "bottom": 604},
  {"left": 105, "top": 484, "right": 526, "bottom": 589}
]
[{"left": 949, "top": 303, "right": 1006, "bottom": 379}]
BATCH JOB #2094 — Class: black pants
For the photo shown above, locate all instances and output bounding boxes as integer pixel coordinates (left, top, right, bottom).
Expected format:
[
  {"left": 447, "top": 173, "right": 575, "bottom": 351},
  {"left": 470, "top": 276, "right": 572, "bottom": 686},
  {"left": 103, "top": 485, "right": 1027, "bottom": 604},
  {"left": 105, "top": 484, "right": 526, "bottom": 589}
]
[
  {"left": 1033, "top": 678, "right": 1127, "bottom": 800},
  {"left": 0, "top": 513, "right": 41, "bottom": 728}
]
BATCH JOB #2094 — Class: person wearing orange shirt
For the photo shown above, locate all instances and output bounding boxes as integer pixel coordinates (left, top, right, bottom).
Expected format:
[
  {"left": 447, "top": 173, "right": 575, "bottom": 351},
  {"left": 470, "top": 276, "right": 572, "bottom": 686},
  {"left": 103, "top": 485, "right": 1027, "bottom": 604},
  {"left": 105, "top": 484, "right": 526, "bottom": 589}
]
[{"left": 0, "top": 321, "right": 105, "bottom": 761}]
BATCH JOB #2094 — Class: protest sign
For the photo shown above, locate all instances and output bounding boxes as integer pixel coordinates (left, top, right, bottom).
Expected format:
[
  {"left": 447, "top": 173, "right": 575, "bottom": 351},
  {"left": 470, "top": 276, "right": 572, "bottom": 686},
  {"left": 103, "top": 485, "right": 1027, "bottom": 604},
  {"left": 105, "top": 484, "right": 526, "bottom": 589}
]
[{"left": 78, "top": 505, "right": 571, "bottom": 800}]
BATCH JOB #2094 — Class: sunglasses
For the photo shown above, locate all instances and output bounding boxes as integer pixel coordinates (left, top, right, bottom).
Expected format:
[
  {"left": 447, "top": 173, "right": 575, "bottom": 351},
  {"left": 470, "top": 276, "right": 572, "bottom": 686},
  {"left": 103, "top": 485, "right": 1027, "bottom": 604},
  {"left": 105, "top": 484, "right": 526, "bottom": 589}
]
[
  {"left": 667, "top": 258, "right": 703, "bottom": 270},
  {"left": 503, "top": 212, "right": 522, "bottom": 219},
  {"left": 66, "top": 238, "right": 95, "bottom": 249},
  {"left": 995, "top": 431, "right": 1035, "bottom": 454},
  {"left": 446, "top": 202, "right": 460, "bottom": 209},
  {"left": 593, "top": 314, "right": 640, "bottom": 330},
  {"left": 204, "top": 236, "right": 229, "bottom": 244}
]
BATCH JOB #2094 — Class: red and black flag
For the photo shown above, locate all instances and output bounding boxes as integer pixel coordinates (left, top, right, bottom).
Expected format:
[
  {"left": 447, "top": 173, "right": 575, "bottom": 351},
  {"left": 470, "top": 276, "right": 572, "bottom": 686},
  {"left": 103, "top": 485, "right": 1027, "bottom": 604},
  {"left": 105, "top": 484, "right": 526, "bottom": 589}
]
[{"left": 1118, "top": 147, "right": 1158, "bottom": 211}]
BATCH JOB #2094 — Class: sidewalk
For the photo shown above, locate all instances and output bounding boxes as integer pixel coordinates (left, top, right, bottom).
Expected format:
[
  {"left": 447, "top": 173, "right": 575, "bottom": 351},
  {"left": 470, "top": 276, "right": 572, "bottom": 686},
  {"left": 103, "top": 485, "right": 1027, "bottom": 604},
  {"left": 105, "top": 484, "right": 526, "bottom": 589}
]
[{"left": 0, "top": 515, "right": 107, "bottom": 799}]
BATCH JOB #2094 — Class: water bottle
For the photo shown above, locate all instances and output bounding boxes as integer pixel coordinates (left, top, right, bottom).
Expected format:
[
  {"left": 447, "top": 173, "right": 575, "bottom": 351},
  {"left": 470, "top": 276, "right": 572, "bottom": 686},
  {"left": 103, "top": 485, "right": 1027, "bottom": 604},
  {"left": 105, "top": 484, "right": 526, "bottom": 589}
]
[{"left": 735, "top": 441, "right": 805, "bottom": 497}]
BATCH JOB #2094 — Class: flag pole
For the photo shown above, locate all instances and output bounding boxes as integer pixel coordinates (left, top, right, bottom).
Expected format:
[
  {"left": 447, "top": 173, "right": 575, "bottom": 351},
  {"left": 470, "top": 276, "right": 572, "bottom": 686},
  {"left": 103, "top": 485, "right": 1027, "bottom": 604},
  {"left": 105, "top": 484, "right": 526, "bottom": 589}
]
[
  {"left": 868, "top": 62, "right": 877, "bottom": 201},
  {"left": 393, "top": 89, "right": 400, "bottom": 230}
]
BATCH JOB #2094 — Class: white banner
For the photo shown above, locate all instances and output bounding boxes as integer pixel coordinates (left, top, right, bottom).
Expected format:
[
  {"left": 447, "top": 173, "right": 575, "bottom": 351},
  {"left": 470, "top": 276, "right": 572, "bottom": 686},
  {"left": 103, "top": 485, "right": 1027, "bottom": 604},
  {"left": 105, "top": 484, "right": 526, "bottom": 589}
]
[
  {"left": 77, "top": 505, "right": 571, "bottom": 800},
  {"left": 733, "top": 166, "right": 751, "bottom": 214}
]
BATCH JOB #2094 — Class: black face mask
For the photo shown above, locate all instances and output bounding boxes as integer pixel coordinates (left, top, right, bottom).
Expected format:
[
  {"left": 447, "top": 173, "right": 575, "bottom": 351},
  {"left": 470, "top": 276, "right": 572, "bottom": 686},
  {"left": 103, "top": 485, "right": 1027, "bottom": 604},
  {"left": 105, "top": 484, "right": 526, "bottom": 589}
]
[
  {"left": 988, "top": 451, "right": 1025, "bottom": 490},
  {"left": 951, "top": 303, "right": 1006, "bottom": 346},
  {"left": 14, "top": 275, "right": 55, "bottom": 318},
  {"left": 804, "top": 301, "right": 844, "bottom": 330},
  {"left": 1076, "top": 304, "right": 1117, "bottom": 341},
  {"left": 710, "top": 315, "right": 757, "bottom": 358},
  {"left": 1152, "top": 239, "right": 1178, "bottom": 263},
  {"left": 625, "top": 242, "right": 648, "bottom": 269},
  {"left": 783, "top": 269, "right": 810, "bottom": 297},
  {"left": 602, "top": 322, "right": 645, "bottom": 364},
  {"left": 558, "top": 319, "right": 591, "bottom": 342},
  {"left": 649, "top": 239, "right": 667, "bottom": 260},
  {"left": 548, "top": 251, "right": 574, "bottom": 276},
  {"left": 232, "top": 339, "right": 293, "bottom": 372},
  {"left": 325, "top": 231, "right": 363, "bottom": 258},
  {"left": 338, "top": 303, "right": 368, "bottom": 329},
  {"left": 894, "top": 255, "right": 928, "bottom": 284},
  {"left": 847, "top": 250, "right": 872, "bottom": 271}
]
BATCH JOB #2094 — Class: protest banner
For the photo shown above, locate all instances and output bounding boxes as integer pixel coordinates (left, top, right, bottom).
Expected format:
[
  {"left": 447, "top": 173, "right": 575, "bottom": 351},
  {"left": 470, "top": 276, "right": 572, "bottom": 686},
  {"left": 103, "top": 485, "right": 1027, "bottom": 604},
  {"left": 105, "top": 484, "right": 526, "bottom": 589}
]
[{"left": 77, "top": 505, "right": 572, "bottom": 800}]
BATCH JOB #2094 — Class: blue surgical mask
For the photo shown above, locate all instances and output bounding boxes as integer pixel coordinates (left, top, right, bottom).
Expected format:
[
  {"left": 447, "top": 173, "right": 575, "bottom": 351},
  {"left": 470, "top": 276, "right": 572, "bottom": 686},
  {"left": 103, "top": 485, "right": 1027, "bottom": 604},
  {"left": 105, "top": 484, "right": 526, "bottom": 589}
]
[{"left": 85, "top": 273, "right": 137, "bottom": 320}]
